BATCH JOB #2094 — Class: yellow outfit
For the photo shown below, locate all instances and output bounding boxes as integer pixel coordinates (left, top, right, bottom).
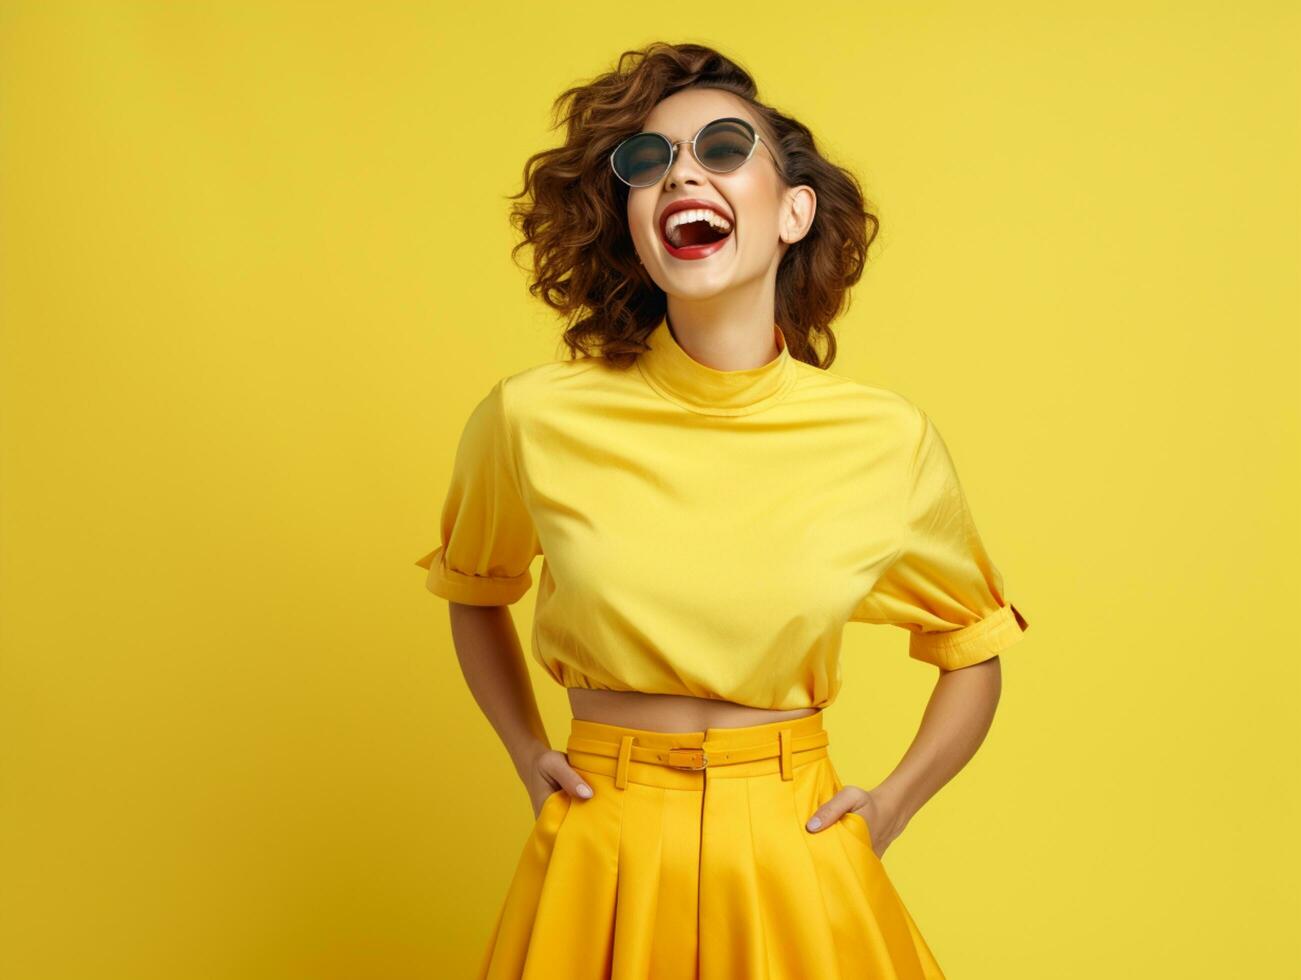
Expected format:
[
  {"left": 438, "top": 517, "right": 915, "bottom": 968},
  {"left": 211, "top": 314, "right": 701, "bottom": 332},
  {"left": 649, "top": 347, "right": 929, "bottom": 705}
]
[
  {"left": 415, "top": 316, "right": 1030, "bottom": 978},
  {"left": 416, "top": 316, "right": 1028, "bottom": 708},
  {"left": 480, "top": 711, "right": 946, "bottom": 979}
]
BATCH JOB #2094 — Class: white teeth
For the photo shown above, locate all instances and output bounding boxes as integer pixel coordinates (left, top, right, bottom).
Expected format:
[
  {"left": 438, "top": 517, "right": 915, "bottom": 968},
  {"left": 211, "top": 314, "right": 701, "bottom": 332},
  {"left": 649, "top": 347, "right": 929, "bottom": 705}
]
[{"left": 664, "top": 207, "right": 733, "bottom": 247}]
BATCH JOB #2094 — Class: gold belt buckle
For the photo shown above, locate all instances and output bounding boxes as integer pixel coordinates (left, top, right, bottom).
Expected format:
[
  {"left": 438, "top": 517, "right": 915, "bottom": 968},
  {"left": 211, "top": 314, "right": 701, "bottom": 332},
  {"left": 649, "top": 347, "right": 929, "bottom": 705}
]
[{"left": 666, "top": 748, "right": 708, "bottom": 770}]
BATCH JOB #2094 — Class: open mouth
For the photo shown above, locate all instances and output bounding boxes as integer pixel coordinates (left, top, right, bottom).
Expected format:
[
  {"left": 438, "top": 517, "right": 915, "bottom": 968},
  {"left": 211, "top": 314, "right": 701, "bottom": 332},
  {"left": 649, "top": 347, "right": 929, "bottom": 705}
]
[
  {"left": 665, "top": 217, "right": 731, "bottom": 248},
  {"left": 660, "top": 208, "right": 734, "bottom": 258}
]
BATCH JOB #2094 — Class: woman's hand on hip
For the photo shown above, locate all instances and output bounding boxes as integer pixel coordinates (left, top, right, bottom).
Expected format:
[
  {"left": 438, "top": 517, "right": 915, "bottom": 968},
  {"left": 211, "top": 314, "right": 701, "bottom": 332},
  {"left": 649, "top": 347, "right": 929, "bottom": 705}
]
[
  {"left": 523, "top": 746, "right": 594, "bottom": 819},
  {"left": 805, "top": 783, "right": 905, "bottom": 859}
]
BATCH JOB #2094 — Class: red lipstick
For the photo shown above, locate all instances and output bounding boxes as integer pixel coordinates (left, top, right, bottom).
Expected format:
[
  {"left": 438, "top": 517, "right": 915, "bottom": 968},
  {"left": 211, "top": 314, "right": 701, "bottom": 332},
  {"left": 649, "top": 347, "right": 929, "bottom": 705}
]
[{"left": 658, "top": 197, "right": 734, "bottom": 261}]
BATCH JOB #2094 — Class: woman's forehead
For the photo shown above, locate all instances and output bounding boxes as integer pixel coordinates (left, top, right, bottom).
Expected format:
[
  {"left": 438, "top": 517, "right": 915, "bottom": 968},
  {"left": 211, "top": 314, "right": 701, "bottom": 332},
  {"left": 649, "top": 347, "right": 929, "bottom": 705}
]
[{"left": 642, "top": 90, "right": 754, "bottom": 137}]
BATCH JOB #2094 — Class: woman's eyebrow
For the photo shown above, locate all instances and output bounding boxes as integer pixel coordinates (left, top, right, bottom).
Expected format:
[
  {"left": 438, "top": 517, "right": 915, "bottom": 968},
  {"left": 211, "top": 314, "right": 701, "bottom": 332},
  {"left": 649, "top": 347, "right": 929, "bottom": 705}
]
[{"left": 658, "top": 121, "right": 710, "bottom": 142}]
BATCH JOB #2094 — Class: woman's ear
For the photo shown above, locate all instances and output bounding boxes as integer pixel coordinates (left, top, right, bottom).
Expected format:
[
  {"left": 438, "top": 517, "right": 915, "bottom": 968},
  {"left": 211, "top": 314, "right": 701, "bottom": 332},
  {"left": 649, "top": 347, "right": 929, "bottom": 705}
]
[{"left": 780, "top": 185, "right": 817, "bottom": 244}]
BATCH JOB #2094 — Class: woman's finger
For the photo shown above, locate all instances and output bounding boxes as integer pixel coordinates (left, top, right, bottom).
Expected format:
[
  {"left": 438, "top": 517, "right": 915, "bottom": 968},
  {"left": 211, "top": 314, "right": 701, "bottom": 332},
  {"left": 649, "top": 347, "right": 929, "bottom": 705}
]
[
  {"left": 557, "top": 764, "right": 594, "bottom": 799},
  {"left": 537, "top": 751, "right": 594, "bottom": 800},
  {"left": 804, "top": 788, "right": 863, "bottom": 833}
]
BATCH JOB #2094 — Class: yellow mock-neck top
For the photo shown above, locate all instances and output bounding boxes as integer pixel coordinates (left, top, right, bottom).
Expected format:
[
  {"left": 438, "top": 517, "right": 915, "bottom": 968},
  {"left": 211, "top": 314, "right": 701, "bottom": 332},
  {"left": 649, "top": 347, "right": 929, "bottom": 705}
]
[{"left": 415, "top": 316, "right": 1028, "bottom": 710}]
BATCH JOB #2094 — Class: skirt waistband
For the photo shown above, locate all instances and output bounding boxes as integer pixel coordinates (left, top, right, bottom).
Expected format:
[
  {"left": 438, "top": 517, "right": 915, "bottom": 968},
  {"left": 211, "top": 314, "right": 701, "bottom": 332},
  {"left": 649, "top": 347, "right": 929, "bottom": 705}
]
[{"left": 564, "top": 709, "right": 829, "bottom": 789}]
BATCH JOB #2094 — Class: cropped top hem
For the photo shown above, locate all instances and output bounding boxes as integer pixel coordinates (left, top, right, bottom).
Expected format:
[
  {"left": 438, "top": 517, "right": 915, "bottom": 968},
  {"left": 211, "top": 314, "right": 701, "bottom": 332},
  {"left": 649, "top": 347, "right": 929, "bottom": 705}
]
[
  {"left": 908, "top": 602, "right": 1030, "bottom": 671},
  {"left": 415, "top": 545, "right": 533, "bottom": 606},
  {"left": 557, "top": 672, "right": 827, "bottom": 713}
]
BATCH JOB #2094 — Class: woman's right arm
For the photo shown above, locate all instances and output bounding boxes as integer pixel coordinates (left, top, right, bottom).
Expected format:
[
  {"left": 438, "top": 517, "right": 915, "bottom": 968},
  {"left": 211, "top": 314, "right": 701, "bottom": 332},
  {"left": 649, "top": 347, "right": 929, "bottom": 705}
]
[{"left": 448, "top": 602, "right": 594, "bottom": 816}]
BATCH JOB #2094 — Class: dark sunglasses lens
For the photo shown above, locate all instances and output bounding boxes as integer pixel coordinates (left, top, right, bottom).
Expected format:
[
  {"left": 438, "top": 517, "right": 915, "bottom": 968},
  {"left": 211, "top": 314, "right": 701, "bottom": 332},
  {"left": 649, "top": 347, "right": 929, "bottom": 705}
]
[
  {"left": 696, "top": 119, "right": 756, "bottom": 173},
  {"left": 612, "top": 134, "right": 671, "bottom": 186}
]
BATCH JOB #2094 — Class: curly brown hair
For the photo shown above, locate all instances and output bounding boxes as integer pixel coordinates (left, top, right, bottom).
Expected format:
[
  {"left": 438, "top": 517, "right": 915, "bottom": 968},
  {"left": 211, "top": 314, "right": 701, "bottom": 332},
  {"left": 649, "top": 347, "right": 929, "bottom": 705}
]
[{"left": 506, "top": 41, "right": 880, "bottom": 370}]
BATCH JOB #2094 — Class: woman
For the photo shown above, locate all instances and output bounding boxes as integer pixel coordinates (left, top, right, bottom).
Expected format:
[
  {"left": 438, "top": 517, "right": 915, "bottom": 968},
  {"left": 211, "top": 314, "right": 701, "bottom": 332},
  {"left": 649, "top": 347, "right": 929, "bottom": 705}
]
[{"left": 415, "top": 42, "right": 1029, "bottom": 980}]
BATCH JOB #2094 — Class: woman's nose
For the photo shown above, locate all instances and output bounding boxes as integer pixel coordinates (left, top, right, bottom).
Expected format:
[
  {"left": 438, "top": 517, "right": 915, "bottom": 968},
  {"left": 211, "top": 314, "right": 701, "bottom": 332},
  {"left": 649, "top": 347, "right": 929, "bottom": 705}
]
[{"left": 663, "top": 143, "right": 706, "bottom": 187}]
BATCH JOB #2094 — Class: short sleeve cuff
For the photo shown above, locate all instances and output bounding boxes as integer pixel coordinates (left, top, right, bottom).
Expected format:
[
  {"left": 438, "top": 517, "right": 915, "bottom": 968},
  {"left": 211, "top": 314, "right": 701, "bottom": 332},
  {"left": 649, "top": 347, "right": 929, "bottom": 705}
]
[
  {"left": 414, "top": 547, "right": 533, "bottom": 606},
  {"left": 909, "top": 602, "right": 1029, "bottom": 671}
]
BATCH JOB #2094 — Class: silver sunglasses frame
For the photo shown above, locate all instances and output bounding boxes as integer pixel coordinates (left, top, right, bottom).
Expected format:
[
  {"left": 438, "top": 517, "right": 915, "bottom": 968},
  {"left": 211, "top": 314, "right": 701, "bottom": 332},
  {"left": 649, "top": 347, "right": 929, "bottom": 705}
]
[{"left": 608, "top": 116, "right": 776, "bottom": 188}]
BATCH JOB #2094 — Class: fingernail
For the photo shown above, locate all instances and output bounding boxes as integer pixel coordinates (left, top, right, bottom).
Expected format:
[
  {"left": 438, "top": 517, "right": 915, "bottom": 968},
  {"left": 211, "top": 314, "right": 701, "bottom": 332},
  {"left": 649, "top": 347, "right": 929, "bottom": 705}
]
[
  {"left": 806, "top": 816, "right": 821, "bottom": 831},
  {"left": 576, "top": 784, "right": 593, "bottom": 798}
]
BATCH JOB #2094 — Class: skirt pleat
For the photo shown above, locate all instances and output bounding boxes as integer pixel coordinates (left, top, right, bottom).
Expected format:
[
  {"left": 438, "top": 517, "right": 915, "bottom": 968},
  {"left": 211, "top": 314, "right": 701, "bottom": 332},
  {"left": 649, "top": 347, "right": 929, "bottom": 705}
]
[{"left": 477, "top": 712, "right": 946, "bottom": 980}]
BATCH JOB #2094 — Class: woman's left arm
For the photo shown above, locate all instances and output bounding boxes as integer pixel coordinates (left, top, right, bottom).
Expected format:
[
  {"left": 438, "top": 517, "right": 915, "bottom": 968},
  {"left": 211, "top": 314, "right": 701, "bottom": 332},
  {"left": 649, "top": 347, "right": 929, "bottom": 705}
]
[{"left": 805, "top": 656, "right": 1002, "bottom": 857}]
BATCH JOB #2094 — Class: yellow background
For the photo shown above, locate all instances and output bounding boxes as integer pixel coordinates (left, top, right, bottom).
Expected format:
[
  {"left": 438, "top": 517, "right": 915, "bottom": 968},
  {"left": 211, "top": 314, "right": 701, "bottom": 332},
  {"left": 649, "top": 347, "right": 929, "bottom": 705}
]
[{"left": 2, "top": 2, "right": 1297, "bottom": 977}]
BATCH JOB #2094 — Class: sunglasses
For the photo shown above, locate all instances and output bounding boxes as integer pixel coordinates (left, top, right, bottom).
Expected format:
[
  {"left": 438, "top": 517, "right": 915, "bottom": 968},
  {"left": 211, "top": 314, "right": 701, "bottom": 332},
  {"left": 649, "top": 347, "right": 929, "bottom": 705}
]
[{"left": 609, "top": 116, "right": 780, "bottom": 188}]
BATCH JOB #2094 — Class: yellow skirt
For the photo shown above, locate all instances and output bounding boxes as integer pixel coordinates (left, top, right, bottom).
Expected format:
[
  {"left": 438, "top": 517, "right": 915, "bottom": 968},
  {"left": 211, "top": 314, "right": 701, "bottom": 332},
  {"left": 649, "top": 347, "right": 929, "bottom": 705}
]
[{"left": 477, "top": 709, "right": 945, "bottom": 979}]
